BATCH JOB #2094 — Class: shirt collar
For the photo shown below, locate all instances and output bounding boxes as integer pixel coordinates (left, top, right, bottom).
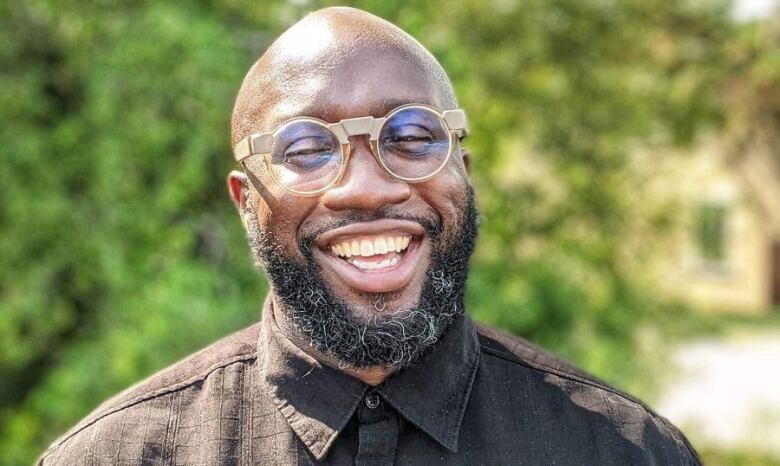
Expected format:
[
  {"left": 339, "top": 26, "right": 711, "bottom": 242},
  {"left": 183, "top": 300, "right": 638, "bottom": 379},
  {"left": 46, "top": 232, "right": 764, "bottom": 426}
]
[
  {"left": 256, "top": 297, "right": 480, "bottom": 460},
  {"left": 376, "top": 308, "right": 480, "bottom": 453}
]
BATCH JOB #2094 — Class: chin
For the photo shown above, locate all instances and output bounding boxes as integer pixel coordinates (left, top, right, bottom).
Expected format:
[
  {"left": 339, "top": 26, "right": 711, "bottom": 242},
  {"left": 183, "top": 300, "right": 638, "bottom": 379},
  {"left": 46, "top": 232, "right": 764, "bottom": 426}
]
[{"left": 328, "top": 285, "right": 425, "bottom": 322}]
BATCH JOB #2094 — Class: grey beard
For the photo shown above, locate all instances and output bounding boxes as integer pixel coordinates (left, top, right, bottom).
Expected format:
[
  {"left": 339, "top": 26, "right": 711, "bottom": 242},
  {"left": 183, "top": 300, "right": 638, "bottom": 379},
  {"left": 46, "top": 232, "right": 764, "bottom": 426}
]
[{"left": 244, "top": 187, "right": 478, "bottom": 369}]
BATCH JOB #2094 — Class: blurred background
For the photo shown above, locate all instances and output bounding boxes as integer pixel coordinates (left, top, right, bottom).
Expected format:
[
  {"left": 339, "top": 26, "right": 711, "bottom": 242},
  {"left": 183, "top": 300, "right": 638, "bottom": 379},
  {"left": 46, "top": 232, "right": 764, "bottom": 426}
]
[{"left": 2, "top": 0, "right": 780, "bottom": 464}]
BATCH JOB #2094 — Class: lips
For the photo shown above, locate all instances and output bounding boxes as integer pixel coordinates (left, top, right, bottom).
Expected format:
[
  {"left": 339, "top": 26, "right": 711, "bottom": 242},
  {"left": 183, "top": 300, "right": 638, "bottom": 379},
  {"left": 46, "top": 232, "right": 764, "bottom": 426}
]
[{"left": 313, "top": 219, "right": 429, "bottom": 294}]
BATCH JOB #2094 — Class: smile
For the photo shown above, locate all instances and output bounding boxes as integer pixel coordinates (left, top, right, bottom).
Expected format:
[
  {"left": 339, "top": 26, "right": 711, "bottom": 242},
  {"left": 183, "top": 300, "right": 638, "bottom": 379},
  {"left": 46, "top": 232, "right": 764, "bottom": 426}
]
[
  {"left": 329, "top": 235, "right": 412, "bottom": 270},
  {"left": 314, "top": 219, "right": 429, "bottom": 294}
]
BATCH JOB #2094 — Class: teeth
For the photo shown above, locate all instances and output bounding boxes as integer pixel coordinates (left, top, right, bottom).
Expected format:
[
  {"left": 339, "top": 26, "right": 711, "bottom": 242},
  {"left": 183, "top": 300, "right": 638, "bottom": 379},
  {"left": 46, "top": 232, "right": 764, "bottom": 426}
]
[
  {"left": 348, "top": 255, "right": 401, "bottom": 270},
  {"left": 360, "top": 239, "right": 374, "bottom": 256},
  {"left": 331, "top": 235, "right": 412, "bottom": 258}
]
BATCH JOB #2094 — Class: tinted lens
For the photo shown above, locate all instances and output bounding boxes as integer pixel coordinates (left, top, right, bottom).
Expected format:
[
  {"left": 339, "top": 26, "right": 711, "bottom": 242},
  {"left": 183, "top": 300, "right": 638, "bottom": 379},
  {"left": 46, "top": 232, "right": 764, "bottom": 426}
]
[
  {"left": 378, "top": 107, "right": 451, "bottom": 180},
  {"left": 269, "top": 121, "right": 342, "bottom": 193}
]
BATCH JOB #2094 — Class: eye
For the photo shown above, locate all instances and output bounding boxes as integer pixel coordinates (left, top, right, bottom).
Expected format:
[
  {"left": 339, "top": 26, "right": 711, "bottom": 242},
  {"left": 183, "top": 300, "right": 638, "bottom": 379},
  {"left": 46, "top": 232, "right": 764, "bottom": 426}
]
[
  {"left": 382, "top": 125, "right": 436, "bottom": 155},
  {"left": 283, "top": 137, "right": 336, "bottom": 167}
]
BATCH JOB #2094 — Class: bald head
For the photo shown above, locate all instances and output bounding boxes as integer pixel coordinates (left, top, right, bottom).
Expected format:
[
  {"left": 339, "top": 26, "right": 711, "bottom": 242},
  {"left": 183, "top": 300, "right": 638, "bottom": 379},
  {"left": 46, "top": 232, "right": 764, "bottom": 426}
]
[{"left": 230, "top": 7, "right": 457, "bottom": 146}]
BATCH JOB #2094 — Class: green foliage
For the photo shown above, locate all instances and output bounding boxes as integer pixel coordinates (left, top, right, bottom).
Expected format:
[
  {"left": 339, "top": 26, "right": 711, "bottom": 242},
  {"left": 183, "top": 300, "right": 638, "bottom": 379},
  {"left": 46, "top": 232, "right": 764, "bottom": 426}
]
[
  {"left": 0, "top": 0, "right": 763, "bottom": 463},
  {"left": 0, "top": 2, "right": 266, "bottom": 462}
]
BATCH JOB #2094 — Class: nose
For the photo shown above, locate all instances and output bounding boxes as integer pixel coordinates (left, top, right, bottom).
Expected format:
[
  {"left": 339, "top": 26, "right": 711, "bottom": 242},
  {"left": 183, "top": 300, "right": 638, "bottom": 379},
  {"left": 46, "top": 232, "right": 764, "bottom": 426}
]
[{"left": 322, "top": 139, "right": 411, "bottom": 211}]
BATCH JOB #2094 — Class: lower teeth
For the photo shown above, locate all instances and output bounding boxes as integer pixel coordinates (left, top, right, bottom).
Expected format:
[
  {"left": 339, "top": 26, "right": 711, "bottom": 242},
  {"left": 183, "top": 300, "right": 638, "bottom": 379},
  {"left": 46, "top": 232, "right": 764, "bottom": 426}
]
[{"left": 347, "top": 255, "right": 400, "bottom": 270}]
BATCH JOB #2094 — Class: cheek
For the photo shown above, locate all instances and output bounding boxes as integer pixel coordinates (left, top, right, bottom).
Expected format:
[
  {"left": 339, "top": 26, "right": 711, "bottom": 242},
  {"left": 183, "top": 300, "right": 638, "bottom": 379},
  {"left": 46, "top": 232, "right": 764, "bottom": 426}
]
[
  {"left": 417, "top": 164, "right": 470, "bottom": 236},
  {"left": 253, "top": 193, "right": 318, "bottom": 259}
]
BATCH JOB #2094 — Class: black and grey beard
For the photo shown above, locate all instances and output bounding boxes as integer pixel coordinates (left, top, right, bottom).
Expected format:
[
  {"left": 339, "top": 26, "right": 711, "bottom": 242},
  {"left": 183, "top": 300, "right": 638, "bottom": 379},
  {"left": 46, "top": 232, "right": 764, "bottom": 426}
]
[{"left": 245, "top": 187, "right": 478, "bottom": 369}]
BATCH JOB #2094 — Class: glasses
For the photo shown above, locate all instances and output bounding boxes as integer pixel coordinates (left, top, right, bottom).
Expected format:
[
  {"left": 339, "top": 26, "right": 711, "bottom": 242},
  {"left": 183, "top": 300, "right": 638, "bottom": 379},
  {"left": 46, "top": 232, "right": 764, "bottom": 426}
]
[{"left": 233, "top": 104, "right": 468, "bottom": 196}]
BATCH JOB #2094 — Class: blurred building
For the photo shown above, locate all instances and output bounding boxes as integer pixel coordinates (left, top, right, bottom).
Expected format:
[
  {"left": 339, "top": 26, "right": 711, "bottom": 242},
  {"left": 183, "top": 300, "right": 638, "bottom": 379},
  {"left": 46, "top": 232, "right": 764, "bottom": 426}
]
[{"left": 656, "top": 127, "right": 780, "bottom": 314}]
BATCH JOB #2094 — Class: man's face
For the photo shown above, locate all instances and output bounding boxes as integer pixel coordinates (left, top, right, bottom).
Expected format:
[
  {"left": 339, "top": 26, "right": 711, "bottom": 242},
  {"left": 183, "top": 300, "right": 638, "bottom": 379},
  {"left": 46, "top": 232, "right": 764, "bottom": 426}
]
[{"left": 234, "top": 48, "right": 478, "bottom": 367}]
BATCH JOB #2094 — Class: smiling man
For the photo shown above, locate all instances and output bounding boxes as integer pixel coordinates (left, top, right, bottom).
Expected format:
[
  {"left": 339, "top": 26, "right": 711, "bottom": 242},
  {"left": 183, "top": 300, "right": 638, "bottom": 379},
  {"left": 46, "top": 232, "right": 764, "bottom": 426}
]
[{"left": 39, "top": 7, "right": 699, "bottom": 465}]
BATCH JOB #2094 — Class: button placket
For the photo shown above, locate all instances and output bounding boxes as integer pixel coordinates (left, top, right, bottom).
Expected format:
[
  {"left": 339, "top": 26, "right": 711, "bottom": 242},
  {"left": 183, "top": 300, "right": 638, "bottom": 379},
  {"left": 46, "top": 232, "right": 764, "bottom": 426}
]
[{"left": 355, "top": 391, "right": 398, "bottom": 465}]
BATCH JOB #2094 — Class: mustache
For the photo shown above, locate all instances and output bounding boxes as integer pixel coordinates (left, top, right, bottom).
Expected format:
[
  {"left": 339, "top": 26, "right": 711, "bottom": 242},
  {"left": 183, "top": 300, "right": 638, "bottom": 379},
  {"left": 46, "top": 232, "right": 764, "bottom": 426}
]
[{"left": 298, "top": 206, "right": 442, "bottom": 255}]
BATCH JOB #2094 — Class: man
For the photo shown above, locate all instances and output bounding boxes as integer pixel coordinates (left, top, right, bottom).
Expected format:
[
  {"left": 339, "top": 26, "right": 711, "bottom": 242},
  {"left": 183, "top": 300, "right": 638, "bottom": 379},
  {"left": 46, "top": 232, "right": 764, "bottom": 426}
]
[{"left": 39, "top": 7, "right": 699, "bottom": 465}]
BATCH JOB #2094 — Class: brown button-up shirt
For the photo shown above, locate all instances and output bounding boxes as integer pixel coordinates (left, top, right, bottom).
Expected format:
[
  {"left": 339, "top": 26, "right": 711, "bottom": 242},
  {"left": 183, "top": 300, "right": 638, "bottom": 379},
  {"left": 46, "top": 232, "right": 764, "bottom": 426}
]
[{"left": 39, "top": 299, "right": 699, "bottom": 465}]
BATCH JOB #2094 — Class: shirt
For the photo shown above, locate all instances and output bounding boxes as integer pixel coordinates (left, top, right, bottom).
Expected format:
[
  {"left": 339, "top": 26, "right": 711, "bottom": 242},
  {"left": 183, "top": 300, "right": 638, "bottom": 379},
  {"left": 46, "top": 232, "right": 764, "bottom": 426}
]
[{"left": 38, "top": 299, "right": 700, "bottom": 465}]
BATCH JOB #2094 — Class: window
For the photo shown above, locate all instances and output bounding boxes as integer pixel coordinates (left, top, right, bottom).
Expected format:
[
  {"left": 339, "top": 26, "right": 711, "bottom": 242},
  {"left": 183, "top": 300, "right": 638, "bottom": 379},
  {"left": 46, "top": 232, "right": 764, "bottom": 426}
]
[{"left": 696, "top": 202, "right": 728, "bottom": 264}]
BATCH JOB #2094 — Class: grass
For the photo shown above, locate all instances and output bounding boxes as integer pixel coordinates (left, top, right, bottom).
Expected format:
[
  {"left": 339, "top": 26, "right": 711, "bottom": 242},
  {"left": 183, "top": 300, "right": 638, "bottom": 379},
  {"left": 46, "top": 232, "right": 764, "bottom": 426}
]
[
  {"left": 627, "top": 305, "right": 780, "bottom": 466},
  {"left": 699, "top": 448, "right": 780, "bottom": 466}
]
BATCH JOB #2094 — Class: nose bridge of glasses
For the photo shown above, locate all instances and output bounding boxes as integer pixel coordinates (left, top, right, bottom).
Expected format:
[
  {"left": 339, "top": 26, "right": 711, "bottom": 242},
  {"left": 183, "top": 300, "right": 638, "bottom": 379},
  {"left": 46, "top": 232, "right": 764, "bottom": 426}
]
[{"left": 329, "top": 117, "right": 386, "bottom": 144}]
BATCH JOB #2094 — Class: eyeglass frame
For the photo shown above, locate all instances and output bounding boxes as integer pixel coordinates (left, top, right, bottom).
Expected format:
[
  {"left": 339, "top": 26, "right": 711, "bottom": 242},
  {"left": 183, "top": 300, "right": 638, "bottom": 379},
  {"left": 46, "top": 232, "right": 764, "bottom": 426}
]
[{"left": 233, "top": 103, "right": 469, "bottom": 196}]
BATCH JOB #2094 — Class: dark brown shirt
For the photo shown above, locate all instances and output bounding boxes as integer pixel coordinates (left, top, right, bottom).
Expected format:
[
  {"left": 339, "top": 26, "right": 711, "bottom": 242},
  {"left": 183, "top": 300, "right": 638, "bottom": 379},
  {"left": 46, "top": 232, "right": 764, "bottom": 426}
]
[{"left": 38, "top": 300, "right": 699, "bottom": 465}]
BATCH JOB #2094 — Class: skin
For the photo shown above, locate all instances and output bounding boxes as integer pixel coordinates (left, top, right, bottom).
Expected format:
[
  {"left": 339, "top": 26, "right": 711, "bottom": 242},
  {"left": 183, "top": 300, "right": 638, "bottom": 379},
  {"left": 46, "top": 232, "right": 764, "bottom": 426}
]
[{"left": 227, "top": 7, "right": 471, "bottom": 385}]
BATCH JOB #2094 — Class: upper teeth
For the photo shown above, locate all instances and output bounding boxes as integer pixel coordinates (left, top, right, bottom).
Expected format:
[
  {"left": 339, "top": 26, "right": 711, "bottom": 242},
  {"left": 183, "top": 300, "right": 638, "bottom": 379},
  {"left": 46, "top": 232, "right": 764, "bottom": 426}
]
[{"left": 330, "top": 236, "right": 411, "bottom": 258}]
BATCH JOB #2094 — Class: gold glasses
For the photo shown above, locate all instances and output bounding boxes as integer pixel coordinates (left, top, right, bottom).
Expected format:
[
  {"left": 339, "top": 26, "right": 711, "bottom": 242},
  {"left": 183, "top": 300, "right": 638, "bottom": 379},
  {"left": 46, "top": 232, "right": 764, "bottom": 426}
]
[{"left": 233, "top": 104, "right": 468, "bottom": 196}]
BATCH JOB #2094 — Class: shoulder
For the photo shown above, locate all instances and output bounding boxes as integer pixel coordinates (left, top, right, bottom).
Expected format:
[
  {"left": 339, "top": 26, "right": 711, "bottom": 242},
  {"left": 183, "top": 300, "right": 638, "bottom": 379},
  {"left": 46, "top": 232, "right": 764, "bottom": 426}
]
[
  {"left": 476, "top": 323, "right": 602, "bottom": 382},
  {"left": 473, "top": 323, "right": 701, "bottom": 465},
  {"left": 37, "top": 324, "right": 261, "bottom": 465}
]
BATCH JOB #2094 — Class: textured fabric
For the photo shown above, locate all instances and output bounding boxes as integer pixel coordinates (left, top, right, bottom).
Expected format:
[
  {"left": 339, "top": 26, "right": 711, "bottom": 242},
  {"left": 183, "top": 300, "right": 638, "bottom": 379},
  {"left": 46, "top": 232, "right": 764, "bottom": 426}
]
[{"left": 38, "top": 299, "right": 700, "bottom": 465}]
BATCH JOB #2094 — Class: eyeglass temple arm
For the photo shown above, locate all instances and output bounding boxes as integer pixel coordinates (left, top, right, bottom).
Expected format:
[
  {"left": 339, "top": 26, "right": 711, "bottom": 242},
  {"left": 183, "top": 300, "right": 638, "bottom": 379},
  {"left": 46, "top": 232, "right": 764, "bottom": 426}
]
[
  {"left": 442, "top": 109, "right": 468, "bottom": 139},
  {"left": 234, "top": 133, "right": 274, "bottom": 163}
]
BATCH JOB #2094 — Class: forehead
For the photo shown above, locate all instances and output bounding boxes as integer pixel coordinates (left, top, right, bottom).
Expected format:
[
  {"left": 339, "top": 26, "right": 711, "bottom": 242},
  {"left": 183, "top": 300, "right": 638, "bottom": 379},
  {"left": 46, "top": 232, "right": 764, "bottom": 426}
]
[{"left": 262, "top": 48, "right": 446, "bottom": 131}]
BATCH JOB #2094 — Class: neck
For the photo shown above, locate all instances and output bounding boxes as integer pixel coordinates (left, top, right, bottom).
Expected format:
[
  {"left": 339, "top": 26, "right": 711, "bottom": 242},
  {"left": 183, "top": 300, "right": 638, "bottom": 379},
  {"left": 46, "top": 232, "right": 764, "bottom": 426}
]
[{"left": 271, "top": 295, "right": 397, "bottom": 386}]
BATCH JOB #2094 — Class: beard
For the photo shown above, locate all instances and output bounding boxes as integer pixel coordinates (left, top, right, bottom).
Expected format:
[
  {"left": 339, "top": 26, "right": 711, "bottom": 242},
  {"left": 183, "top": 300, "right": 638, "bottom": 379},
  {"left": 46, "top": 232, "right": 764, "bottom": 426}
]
[{"left": 245, "top": 186, "right": 478, "bottom": 369}]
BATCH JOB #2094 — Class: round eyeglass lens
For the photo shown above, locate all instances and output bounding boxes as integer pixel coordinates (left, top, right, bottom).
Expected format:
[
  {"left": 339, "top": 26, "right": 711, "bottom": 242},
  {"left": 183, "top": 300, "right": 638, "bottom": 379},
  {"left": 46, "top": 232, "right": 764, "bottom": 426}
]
[
  {"left": 378, "top": 107, "right": 451, "bottom": 180},
  {"left": 268, "top": 121, "right": 342, "bottom": 194}
]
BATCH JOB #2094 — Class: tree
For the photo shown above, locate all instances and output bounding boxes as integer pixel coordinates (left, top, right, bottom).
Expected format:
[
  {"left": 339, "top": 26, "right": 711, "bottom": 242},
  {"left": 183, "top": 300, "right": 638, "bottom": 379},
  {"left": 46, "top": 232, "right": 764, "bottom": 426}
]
[{"left": 0, "top": 0, "right": 739, "bottom": 462}]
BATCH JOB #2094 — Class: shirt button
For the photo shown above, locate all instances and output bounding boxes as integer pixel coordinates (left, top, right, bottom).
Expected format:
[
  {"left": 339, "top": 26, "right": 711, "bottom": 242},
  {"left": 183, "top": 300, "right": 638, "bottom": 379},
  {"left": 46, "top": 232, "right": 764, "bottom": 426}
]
[{"left": 365, "top": 393, "right": 380, "bottom": 409}]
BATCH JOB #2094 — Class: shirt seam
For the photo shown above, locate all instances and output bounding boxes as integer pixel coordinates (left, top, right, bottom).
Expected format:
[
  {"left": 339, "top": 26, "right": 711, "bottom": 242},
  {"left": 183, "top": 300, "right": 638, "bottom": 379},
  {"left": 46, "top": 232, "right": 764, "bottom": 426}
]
[
  {"left": 41, "top": 351, "right": 258, "bottom": 460},
  {"left": 446, "top": 328, "right": 480, "bottom": 446},
  {"left": 479, "top": 343, "right": 698, "bottom": 458},
  {"left": 479, "top": 343, "right": 639, "bottom": 406}
]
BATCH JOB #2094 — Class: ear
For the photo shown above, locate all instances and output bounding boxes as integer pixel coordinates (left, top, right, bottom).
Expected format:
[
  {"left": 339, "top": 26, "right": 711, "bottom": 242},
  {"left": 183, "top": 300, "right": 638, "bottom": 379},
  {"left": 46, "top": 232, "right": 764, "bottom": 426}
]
[
  {"left": 227, "top": 170, "right": 250, "bottom": 213},
  {"left": 461, "top": 147, "right": 472, "bottom": 175}
]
